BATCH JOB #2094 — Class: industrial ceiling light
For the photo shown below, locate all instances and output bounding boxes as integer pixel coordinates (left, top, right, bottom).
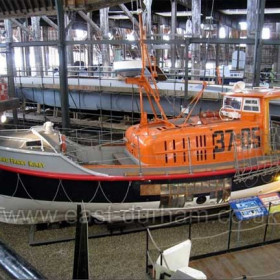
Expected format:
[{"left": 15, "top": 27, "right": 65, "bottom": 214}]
[
  {"left": 0, "top": 113, "right": 7, "bottom": 123},
  {"left": 262, "top": 27, "right": 271, "bottom": 39},
  {"left": 219, "top": 27, "right": 226, "bottom": 39},
  {"left": 127, "top": 31, "right": 135, "bottom": 41},
  {"left": 239, "top": 22, "right": 247, "bottom": 31},
  {"left": 163, "top": 34, "right": 170, "bottom": 41}
]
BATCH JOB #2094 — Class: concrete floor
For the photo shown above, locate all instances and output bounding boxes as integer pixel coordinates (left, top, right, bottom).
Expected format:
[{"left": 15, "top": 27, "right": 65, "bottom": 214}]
[{"left": 0, "top": 212, "right": 278, "bottom": 279}]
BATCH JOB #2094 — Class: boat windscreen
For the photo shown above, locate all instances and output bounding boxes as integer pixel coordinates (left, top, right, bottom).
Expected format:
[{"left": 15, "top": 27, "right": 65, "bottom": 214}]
[
  {"left": 26, "top": 140, "right": 41, "bottom": 147},
  {"left": 223, "top": 96, "right": 242, "bottom": 110}
]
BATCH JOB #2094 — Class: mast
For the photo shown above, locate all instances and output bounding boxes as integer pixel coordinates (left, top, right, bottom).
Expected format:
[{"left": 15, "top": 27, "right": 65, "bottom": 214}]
[{"left": 125, "top": 11, "right": 171, "bottom": 126}]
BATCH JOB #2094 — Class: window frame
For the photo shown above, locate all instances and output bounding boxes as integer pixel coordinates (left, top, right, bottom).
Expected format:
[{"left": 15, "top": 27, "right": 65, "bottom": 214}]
[{"left": 242, "top": 97, "right": 260, "bottom": 113}]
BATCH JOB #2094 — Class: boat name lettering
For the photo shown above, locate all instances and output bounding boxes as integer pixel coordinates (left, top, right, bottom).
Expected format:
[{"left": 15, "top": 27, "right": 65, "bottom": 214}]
[
  {"left": 28, "top": 161, "right": 45, "bottom": 168},
  {"left": 0, "top": 157, "right": 45, "bottom": 168},
  {"left": 212, "top": 127, "right": 261, "bottom": 158},
  {"left": 9, "top": 158, "right": 26, "bottom": 166},
  {"left": 0, "top": 157, "right": 9, "bottom": 163}
]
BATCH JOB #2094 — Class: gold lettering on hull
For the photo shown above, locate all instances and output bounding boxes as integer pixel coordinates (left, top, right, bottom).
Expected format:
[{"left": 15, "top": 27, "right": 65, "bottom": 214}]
[
  {"left": 0, "top": 157, "right": 45, "bottom": 168},
  {"left": 28, "top": 161, "right": 45, "bottom": 168}
]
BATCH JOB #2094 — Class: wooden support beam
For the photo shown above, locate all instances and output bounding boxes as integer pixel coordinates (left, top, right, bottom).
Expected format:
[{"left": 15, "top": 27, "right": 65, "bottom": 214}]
[
  {"left": 66, "top": 0, "right": 131, "bottom": 11},
  {"left": 119, "top": 3, "right": 139, "bottom": 29},
  {"left": 41, "top": 15, "right": 58, "bottom": 29},
  {"left": 20, "top": 0, "right": 28, "bottom": 12},
  {"left": 26, "top": 0, "right": 34, "bottom": 12},
  {"left": 13, "top": 0, "right": 22, "bottom": 13},
  {"left": 65, "top": 12, "right": 76, "bottom": 33},
  {"left": 77, "top": 11, "right": 101, "bottom": 35},
  {"left": 177, "top": 0, "right": 191, "bottom": 8},
  {"left": 6, "top": 0, "right": 16, "bottom": 13},
  {"left": 1, "top": 0, "right": 10, "bottom": 14},
  {"left": 10, "top": 19, "right": 33, "bottom": 36}
]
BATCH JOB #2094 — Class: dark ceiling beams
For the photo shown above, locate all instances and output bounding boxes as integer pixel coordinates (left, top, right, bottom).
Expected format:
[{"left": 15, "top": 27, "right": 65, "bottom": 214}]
[{"left": 0, "top": 0, "right": 130, "bottom": 19}]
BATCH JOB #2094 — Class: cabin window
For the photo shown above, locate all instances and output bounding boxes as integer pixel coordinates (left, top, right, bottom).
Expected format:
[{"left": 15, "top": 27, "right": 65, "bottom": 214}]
[
  {"left": 164, "top": 141, "right": 168, "bottom": 163},
  {"left": 26, "top": 140, "right": 41, "bottom": 147},
  {"left": 243, "top": 98, "right": 260, "bottom": 112},
  {"left": 172, "top": 139, "right": 176, "bottom": 163},
  {"left": 223, "top": 97, "right": 242, "bottom": 110}
]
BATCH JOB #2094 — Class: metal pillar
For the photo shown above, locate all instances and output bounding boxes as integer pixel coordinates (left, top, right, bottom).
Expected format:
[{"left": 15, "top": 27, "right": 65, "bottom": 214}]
[
  {"left": 42, "top": 26, "right": 50, "bottom": 76},
  {"left": 171, "top": 0, "right": 177, "bottom": 72},
  {"left": 276, "top": 23, "right": 280, "bottom": 75},
  {"left": 65, "top": 14, "right": 74, "bottom": 68},
  {"left": 55, "top": 0, "right": 70, "bottom": 129},
  {"left": 4, "top": 19, "right": 18, "bottom": 124},
  {"left": 31, "top": 17, "right": 43, "bottom": 77},
  {"left": 100, "top": 8, "right": 110, "bottom": 72},
  {"left": 215, "top": 24, "right": 220, "bottom": 84},
  {"left": 252, "top": 0, "right": 266, "bottom": 87},
  {"left": 23, "top": 20, "right": 31, "bottom": 76},
  {"left": 145, "top": 0, "right": 153, "bottom": 38},
  {"left": 87, "top": 12, "right": 94, "bottom": 75},
  {"left": 245, "top": 0, "right": 258, "bottom": 83},
  {"left": 184, "top": 38, "right": 190, "bottom": 102},
  {"left": 224, "top": 26, "right": 230, "bottom": 66},
  {"left": 191, "top": 0, "right": 201, "bottom": 80},
  {"left": 18, "top": 28, "right": 25, "bottom": 75}
]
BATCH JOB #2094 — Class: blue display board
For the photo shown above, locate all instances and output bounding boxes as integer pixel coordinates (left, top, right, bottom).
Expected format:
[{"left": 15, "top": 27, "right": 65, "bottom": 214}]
[{"left": 229, "top": 196, "right": 269, "bottom": 221}]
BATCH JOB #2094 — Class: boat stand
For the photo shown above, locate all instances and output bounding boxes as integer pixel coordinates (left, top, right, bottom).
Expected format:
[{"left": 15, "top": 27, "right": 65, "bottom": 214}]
[
  {"left": 28, "top": 208, "right": 230, "bottom": 247},
  {"left": 28, "top": 219, "right": 148, "bottom": 247}
]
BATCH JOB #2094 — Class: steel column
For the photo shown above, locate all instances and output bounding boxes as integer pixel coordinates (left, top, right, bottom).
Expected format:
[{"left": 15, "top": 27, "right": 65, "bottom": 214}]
[
  {"left": 31, "top": 17, "right": 44, "bottom": 77},
  {"left": 55, "top": 0, "right": 70, "bottom": 129},
  {"left": 87, "top": 12, "right": 94, "bottom": 75},
  {"left": 252, "top": 0, "right": 266, "bottom": 87},
  {"left": 191, "top": 0, "right": 201, "bottom": 79},
  {"left": 42, "top": 26, "right": 50, "bottom": 76},
  {"left": 170, "top": 0, "right": 177, "bottom": 72},
  {"left": 4, "top": 19, "right": 18, "bottom": 124},
  {"left": 100, "top": 8, "right": 110, "bottom": 70},
  {"left": 246, "top": 0, "right": 258, "bottom": 83},
  {"left": 184, "top": 39, "right": 189, "bottom": 102}
]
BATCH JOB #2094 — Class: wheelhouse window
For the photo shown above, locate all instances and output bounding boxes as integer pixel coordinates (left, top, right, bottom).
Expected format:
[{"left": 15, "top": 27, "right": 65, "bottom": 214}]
[
  {"left": 223, "top": 97, "right": 242, "bottom": 110},
  {"left": 243, "top": 98, "right": 260, "bottom": 112}
]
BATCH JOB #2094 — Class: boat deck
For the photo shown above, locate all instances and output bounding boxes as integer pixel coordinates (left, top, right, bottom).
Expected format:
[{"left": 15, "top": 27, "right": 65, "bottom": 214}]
[{"left": 190, "top": 243, "right": 280, "bottom": 279}]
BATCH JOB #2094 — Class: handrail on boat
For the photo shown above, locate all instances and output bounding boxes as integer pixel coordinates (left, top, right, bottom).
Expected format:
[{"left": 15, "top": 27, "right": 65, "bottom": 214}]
[{"left": 30, "top": 128, "right": 58, "bottom": 154}]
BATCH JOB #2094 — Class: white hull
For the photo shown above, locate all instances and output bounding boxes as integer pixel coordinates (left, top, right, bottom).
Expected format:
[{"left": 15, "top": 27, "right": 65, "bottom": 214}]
[{"left": 0, "top": 180, "right": 279, "bottom": 224}]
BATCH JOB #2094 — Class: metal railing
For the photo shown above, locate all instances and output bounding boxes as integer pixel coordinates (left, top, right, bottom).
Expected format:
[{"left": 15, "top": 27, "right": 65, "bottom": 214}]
[{"left": 146, "top": 204, "right": 280, "bottom": 278}]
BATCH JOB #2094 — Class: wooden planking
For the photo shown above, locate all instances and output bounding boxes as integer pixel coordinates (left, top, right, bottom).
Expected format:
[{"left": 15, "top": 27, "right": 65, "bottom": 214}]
[{"left": 190, "top": 243, "right": 280, "bottom": 279}]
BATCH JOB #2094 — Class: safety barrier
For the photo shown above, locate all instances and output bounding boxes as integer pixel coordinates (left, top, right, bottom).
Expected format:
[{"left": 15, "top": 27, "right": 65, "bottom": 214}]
[{"left": 146, "top": 205, "right": 280, "bottom": 278}]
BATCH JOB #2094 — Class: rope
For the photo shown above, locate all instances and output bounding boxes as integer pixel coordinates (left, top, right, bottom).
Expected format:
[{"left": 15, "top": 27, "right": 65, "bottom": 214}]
[
  {"left": 268, "top": 222, "right": 280, "bottom": 226},
  {"left": 11, "top": 174, "right": 20, "bottom": 198},
  {"left": 147, "top": 250, "right": 156, "bottom": 267},
  {"left": 147, "top": 228, "right": 162, "bottom": 252},
  {"left": 148, "top": 216, "right": 190, "bottom": 229},
  {"left": 87, "top": 183, "right": 100, "bottom": 203},
  {"left": 192, "top": 230, "right": 229, "bottom": 240},
  {"left": 191, "top": 209, "right": 231, "bottom": 219},
  {"left": 52, "top": 180, "right": 61, "bottom": 202},
  {"left": 99, "top": 181, "right": 132, "bottom": 204},
  {"left": 60, "top": 181, "right": 74, "bottom": 203},
  {"left": 231, "top": 224, "right": 265, "bottom": 233},
  {"left": 17, "top": 174, "right": 43, "bottom": 205},
  {"left": 233, "top": 269, "right": 280, "bottom": 279}
]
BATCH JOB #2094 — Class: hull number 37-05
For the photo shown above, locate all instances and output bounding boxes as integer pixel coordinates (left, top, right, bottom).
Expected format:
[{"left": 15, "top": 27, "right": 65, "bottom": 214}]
[{"left": 212, "top": 127, "right": 261, "bottom": 159}]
